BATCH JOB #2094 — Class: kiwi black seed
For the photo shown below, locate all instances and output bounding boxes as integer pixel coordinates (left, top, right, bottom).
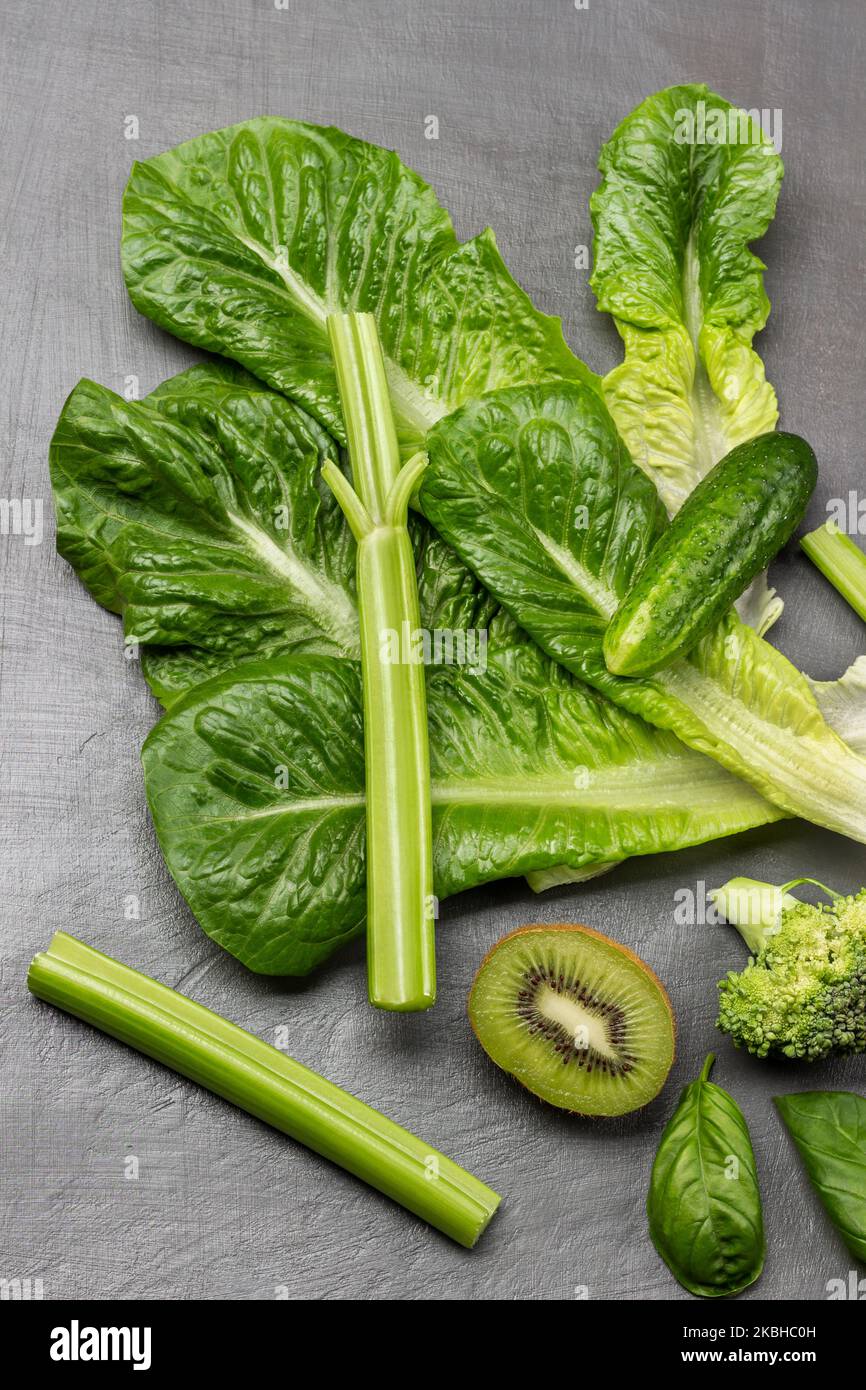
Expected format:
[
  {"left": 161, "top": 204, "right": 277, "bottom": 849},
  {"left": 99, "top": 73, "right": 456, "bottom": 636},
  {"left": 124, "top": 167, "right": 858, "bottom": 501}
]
[{"left": 468, "top": 924, "right": 675, "bottom": 1116}]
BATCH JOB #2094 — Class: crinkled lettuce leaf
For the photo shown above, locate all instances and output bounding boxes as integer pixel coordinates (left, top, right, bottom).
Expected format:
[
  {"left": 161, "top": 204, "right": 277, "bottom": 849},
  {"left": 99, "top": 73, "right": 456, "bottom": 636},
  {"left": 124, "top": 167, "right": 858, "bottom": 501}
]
[
  {"left": 810, "top": 657, "right": 866, "bottom": 756},
  {"left": 590, "top": 83, "right": 784, "bottom": 631},
  {"left": 50, "top": 362, "right": 359, "bottom": 701},
  {"left": 421, "top": 381, "right": 866, "bottom": 845},
  {"left": 120, "top": 103, "right": 785, "bottom": 637},
  {"left": 142, "top": 631, "right": 779, "bottom": 974},
  {"left": 50, "top": 366, "right": 780, "bottom": 972},
  {"left": 122, "top": 117, "right": 598, "bottom": 460}
]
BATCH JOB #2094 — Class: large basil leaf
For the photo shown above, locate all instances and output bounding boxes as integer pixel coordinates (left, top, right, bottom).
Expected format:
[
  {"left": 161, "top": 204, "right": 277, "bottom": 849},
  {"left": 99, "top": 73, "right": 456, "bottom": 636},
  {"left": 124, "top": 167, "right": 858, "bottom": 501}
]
[
  {"left": 421, "top": 382, "right": 866, "bottom": 845},
  {"left": 590, "top": 84, "right": 783, "bottom": 634},
  {"left": 51, "top": 367, "right": 781, "bottom": 973},
  {"left": 648, "top": 1056, "right": 764, "bottom": 1298},
  {"left": 122, "top": 117, "right": 597, "bottom": 459},
  {"left": 775, "top": 1091, "right": 866, "bottom": 1264}
]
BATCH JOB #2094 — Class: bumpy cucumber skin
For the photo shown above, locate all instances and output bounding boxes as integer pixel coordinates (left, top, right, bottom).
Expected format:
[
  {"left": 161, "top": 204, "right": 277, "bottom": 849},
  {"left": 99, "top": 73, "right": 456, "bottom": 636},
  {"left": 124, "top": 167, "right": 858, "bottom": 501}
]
[{"left": 603, "top": 433, "right": 817, "bottom": 677}]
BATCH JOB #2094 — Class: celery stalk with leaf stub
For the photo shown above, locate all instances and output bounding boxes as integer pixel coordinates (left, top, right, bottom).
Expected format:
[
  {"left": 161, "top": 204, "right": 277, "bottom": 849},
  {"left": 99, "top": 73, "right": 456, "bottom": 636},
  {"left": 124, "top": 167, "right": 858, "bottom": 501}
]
[{"left": 323, "top": 313, "right": 435, "bottom": 1011}]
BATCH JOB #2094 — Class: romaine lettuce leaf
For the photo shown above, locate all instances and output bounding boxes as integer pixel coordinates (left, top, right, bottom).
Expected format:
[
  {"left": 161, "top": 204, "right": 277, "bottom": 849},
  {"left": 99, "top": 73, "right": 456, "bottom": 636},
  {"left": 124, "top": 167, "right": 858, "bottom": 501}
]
[
  {"left": 120, "top": 103, "right": 785, "bottom": 640},
  {"left": 421, "top": 381, "right": 866, "bottom": 845},
  {"left": 50, "top": 366, "right": 780, "bottom": 972},
  {"left": 122, "top": 117, "right": 598, "bottom": 460},
  {"left": 142, "top": 632, "right": 779, "bottom": 974},
  {"left": 810, "top": 657, "right": 866, "bottom": 756},
  {"left": 590, "top": 84, "right": 784, "bottom": 631},
  {"left": 50, "top": 362, "right": 359, "bottom": 702}
]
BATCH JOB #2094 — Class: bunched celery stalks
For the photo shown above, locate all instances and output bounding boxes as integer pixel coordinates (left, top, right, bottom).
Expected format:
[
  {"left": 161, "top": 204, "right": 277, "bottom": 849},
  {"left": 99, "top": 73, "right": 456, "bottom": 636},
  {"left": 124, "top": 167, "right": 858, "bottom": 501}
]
[
  {"left": 322, "top": 313, "right": 435, "bottom": 1011},
  {"left": 801, "top": 521, "right": 866, "bottom": 623},
  {"left": 27, "top": 933, "right": 500, "bottom": 1247}
]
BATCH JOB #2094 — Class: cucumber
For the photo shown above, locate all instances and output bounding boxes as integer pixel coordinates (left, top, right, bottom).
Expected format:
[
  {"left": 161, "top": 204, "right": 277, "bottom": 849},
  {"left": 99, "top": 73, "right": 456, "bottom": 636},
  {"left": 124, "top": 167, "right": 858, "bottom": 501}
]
[{"left": 603, "top": 432, "right": 817, "bottom": 677}]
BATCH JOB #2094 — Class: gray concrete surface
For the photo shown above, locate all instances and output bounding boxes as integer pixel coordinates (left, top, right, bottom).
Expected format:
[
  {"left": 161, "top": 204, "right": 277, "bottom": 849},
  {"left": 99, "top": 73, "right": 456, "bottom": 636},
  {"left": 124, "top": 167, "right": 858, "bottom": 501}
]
[{"left": 2, "top": 0, "right": 864, "bottom": 1301}]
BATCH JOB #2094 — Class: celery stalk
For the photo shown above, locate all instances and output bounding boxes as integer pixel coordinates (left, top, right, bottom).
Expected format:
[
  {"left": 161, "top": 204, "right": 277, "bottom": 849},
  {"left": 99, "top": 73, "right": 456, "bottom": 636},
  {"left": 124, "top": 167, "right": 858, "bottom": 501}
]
[
  {"left": 323, "top": 313, "right": 435, "bottom": 1011},
  {"left": 801, "top": 522, "right": 866, "bottom": 622},
  {"left": 27, "top": 932, "right": 500, "bottom": 1247}
]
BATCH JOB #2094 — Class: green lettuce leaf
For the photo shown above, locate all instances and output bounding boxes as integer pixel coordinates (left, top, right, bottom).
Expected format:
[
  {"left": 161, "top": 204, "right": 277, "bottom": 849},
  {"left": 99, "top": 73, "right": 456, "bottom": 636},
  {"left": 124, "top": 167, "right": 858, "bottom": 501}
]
[
  {"left": 50, "top": 362, "right": 359, "bottom": 702},
  {"left": 590, "top": 83, "right": 784, "bottom": 632},
  {"left": 809, "top": 657, "right": 866, "bottom": 756},
  {"left": 421, "top": 381, "right": 866, "bottom": 845},
  {"left": 50, "top": 367, "right": 780, "bottom": 973},
  {"left": 524, "top": 861, "right": 620, "bottom": 894},
  {"left": 122, "top": 117, "right": 598, "bottom": 460},
  {"left": 143, "top": 632, "right": 779, "bottom": 974}
]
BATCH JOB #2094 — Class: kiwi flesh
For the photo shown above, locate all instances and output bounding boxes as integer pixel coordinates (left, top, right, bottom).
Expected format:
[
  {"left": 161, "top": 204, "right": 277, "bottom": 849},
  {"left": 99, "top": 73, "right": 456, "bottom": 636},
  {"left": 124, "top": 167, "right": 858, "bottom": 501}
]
[{"left": 468, "top": 924, "right": 675, "bottom": 1116}]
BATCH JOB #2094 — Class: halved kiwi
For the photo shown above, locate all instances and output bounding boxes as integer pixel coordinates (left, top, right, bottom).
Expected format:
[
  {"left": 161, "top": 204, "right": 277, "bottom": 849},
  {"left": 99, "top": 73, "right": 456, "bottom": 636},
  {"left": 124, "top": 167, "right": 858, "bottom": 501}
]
[{"left": 468, "top": 924, "right": 675, "bottom": 1116}]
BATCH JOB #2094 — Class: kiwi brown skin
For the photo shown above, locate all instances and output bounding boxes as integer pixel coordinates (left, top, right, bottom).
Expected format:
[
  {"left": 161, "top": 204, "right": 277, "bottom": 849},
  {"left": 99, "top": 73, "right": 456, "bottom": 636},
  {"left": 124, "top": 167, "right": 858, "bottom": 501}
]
[{"left": 468, "top": 923, "right": 676, "bottom": 1118}]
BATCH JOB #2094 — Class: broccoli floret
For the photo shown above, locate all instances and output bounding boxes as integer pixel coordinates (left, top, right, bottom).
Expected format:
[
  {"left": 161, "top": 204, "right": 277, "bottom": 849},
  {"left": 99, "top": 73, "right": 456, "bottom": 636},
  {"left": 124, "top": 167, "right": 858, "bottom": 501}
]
[{"left": 716, "top": 886, "right": 866, "bottom": 1060}]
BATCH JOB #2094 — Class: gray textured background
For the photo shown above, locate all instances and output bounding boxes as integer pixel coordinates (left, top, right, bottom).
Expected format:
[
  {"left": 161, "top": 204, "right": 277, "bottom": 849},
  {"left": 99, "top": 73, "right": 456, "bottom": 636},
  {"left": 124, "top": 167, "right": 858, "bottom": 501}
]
[{"left": 2, "top": 0, "right": 864, "bottom": 1302}]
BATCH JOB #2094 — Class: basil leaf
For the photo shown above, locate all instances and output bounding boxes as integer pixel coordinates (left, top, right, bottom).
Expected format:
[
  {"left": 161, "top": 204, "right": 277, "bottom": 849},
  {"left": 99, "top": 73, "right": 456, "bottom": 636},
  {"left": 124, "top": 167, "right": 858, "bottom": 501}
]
[
  {"left": 775, "top": 1091, "right": 866, "bottom": 1264},
  {"left": 648, "top": 1055, "right": 764, "bottom": 1298}
]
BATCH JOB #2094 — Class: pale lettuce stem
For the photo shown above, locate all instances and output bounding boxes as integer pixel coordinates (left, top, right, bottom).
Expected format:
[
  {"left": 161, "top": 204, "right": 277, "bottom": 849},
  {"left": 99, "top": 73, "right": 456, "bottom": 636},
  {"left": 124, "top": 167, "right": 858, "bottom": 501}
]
[
  {"left": 28, "top": 933, "right": 499, "bottom": 1246},
  {"left": 708, "top": 877, "right": 801, "bottom": 954},
  {"left": 801, "top": 522, "right": 866, "bottom": 622},
  {"left": 324, "top": 313, "right": 435, "bottom": 1011}
]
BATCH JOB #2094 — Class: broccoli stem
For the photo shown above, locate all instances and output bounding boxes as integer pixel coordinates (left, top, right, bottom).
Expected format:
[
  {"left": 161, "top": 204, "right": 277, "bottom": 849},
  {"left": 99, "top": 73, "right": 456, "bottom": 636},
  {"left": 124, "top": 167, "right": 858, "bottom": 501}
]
[
  {"left": 778, "top": 876, "right": 839, "bottom": 899},
  {"left": 323, "top": 313, "right": 435, "bottom": 1011},
  {"left": 710, "top": 876, "right": 839, "bottom": 955},
  {"left": 709, "top": 877, "right": 801, "bottom": 954}
]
